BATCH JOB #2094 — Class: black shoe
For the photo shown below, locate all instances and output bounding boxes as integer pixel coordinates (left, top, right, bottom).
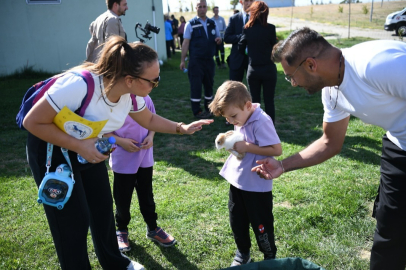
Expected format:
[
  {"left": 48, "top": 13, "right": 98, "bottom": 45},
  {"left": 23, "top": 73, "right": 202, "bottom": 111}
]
[
  {"left": 194, "top": 111, "right": 206, "bottom": 119},
  {"left": 195, "top": 111, "right": 212, "bottom": 119},
  {"left": 230, "top": 250, "right": 251, "bottom": 267}
]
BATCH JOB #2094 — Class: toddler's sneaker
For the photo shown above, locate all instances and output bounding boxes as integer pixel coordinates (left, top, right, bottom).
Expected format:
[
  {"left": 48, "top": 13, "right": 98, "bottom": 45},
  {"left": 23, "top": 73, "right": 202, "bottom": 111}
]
[
  {"left": 117, "top": 230, "right": 131, "bottom": 252},
  {"left": 230, "top": 250, "right": 251, "bottom": 267},
  {"left": 146, "top": 227, "right": 177, "bottom": 247},
  {"left": 127, "top": 260, "right": 145, "bottom": 270}
]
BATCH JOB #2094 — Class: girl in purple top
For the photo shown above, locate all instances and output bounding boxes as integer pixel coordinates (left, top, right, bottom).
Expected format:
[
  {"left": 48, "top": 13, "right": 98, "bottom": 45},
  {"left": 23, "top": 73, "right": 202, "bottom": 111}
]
[
  {"left": 209, "top": 81, "right": 282, "bottom": 266},
  {"left": 109, "top": 95, "right": 176, "bottom": 252}
]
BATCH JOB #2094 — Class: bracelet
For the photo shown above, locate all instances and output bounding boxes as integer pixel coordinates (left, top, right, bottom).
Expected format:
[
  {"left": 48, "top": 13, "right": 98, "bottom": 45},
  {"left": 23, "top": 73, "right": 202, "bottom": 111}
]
[
  {"left": 280, "top": 160, "right": 285, "bottom": 173},
  {"left": 176, "top": 122, "right": 185, "bottom": 135}
]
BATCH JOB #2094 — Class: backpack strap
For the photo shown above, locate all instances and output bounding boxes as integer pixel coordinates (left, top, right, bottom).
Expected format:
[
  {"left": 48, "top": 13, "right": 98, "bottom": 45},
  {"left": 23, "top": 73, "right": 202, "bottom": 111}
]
[
  {"left": 31, "top": 70, "right": 95, "bottom": 117},
  {"left": 72, "top": 70, "right": 95, "bottom": 117},
  {"left": 130, "top": 94, "right": 138, "bottom": 111}
]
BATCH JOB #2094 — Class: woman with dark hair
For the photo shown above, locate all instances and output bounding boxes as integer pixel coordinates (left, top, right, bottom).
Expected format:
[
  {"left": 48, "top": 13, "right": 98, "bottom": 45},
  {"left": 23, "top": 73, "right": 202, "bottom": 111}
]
[
  {"left": 238, "top": 1, "right": 278, "bottom": 124},
  {"left": 23, "top": 36, "right": 212, "bottom": 270}
]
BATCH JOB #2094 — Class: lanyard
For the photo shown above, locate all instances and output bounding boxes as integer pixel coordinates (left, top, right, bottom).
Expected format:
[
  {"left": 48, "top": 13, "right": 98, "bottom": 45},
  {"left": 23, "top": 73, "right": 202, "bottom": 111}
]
[{"left": 46, "top": 143, "right": 75, "bottom": 183}]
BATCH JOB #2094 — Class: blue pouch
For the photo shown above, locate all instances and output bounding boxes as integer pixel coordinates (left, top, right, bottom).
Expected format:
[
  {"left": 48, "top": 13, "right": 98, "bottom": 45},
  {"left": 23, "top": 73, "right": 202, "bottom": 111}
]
[{"left": 37, "top": 144, "right": 75, "bottom": 210}]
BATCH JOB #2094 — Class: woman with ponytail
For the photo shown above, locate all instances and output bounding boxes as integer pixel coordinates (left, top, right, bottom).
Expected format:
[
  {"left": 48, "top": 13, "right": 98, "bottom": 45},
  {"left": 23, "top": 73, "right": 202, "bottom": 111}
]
[
  {"left": 238, "top": 1, "right": 278, "bottom": 124},
  {"left": 23, "top": 36, "right": 212, "bottom": 270}
]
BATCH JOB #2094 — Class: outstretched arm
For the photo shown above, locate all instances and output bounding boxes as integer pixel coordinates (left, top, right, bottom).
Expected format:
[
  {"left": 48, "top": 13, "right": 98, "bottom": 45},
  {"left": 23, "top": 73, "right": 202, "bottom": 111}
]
[
  {"left": 252, "top": 116, "right": 350, "bottom": 179},
  {"left": 129, "top": 107, "right": 213, "bottom": 135}
]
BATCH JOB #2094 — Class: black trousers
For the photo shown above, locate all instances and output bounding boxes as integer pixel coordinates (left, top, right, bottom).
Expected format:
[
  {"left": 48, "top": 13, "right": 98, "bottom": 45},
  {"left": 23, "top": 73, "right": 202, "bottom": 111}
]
[
  {"left": 215, "top": 41, "right": 225, "bottom": 66},
  {"left": 113, "top": 167, "right": 158, "bottom": 232},
  {"left": 26, "top": 133, "right": 130, "bottom": 270},
  {"left": 246, "top": 64, "right": 277, "bottom": 123},
  {"left": 370, "top": 135, "right": 406, "bottom": 270},
  {"left": 228, "top": 55, "right": 248, "bottom": 82},
  {"left": 188, "top": 57, "right": 215, "bottom": 115},
  {"left": 228, "top": 184, "right": 277, "bottom": 260},
  {"left": 179, "top": 34, "right": 184, "bottom": 47},
  {"left": 165, "top": 40, "right": 172, "bottom": 59}
]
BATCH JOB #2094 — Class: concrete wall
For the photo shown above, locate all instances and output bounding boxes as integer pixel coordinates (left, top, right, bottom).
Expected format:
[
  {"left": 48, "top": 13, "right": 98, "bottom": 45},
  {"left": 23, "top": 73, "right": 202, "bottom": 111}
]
[{"left": 0, "top": 0, "right": 166, "bottom": 75}]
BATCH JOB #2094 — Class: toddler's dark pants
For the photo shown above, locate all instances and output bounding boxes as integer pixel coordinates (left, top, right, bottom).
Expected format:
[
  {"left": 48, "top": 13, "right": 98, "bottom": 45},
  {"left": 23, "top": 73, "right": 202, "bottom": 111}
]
[
  {"left": 228, "top": 184, "right": 277, "bottom": 260},
  {"left": 113, "top": 167, "right": 158, "bottom": 232}
]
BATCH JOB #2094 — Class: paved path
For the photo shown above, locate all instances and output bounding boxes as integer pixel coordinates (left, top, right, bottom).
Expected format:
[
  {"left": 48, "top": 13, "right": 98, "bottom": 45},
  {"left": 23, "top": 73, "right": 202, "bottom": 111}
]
[{"left": 271, "top": 16, "right": 401, "bottom": 41}]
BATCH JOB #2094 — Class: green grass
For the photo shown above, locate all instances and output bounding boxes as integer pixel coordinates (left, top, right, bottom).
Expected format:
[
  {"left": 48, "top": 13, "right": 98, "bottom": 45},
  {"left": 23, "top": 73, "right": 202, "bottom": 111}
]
[{"left": 0, "top": 37, "right": 381, "bottom": 269}]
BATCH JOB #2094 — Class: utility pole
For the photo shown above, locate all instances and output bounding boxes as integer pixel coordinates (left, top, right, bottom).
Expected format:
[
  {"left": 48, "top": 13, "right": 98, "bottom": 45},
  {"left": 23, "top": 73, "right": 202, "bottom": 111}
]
[{"left": 370, "top": 0, "right": 374, "bottom": 22}]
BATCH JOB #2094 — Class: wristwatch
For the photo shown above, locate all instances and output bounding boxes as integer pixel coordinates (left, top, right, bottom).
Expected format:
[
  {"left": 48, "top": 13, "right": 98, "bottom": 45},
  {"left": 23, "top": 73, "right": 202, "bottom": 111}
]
[{"left": 176, "top": 122, "right": 185, "bottom": 135}]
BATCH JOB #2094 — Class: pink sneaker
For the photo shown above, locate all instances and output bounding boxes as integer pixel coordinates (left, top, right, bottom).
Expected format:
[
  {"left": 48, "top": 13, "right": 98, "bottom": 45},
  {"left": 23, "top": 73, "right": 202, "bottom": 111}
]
[
  {"left": 116, "top": 230, "right": 131, "bottom": 252},
  {"left": 146, "top": 227, "right": 176, "bottom": 247}
]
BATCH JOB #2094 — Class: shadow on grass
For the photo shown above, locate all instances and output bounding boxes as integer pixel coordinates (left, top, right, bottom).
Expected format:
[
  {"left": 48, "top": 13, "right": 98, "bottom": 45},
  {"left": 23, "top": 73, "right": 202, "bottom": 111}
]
[{"left": 127, "top": 240, "right": 199, "bottom": 270}]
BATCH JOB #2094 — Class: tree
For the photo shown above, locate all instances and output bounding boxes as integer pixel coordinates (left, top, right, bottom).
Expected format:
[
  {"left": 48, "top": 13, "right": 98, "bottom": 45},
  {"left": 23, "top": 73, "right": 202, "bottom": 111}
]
[{"left": 230, "top": 0, "right": 239, "bottom": 9}]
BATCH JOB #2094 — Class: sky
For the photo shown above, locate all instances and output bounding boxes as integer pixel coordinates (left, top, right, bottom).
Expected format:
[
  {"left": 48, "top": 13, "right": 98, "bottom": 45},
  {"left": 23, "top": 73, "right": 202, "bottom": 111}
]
[{"left": 162, "top": 0, "right": 399, "bottom": 13}]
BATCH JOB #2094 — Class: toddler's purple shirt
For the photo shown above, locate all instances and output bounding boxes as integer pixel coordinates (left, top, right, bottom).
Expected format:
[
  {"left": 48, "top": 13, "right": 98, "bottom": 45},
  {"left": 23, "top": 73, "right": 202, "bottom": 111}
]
[
  {"left": 109, "top": 95, "right": 155, "bottom": 174},
  {"left": 220, "top": 104, "right": 280, "bottom": 192}
]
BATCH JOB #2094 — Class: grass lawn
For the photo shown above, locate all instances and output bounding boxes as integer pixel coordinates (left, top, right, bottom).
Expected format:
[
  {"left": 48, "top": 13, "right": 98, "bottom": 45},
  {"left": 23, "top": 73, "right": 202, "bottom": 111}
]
[{"left": 0, "top": 37, "right": 382, "bottom": 269}]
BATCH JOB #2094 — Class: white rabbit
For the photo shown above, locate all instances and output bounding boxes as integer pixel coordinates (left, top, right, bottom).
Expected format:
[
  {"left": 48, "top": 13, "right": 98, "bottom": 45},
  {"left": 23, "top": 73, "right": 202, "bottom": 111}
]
[{"left": 215, "top": 130, "right": 246, "bottom": 160}]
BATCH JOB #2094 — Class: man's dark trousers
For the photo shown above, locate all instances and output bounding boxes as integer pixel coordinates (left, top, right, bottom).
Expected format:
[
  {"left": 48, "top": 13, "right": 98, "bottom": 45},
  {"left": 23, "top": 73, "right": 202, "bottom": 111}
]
[
  {"left": 370, "top": 134, "right": 406, "bottom": 270},
  {"left": 188, "top": 57, "right": 215, "bottom": 115}
]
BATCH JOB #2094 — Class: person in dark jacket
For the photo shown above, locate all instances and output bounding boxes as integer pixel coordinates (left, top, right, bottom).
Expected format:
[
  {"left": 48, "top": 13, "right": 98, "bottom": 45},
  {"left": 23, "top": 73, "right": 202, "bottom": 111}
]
[
  {"left": 224, "top": 0, "right": 255, "bottom": 82},
  {"left": 238, "top": 1, "right": 277, "bottom": 123}
]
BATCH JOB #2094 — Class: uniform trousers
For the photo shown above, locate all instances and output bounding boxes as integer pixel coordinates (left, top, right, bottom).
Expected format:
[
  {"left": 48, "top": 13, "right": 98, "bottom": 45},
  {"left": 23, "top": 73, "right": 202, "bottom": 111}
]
[
  {"left": 246, "top": 64, "right": 277, "bottom": 123},
  {"left": 113, "top": 167, "right": 158, "bottom": 232},
  {"left": 188, "top": 57, "right": 215, "bottom": 115},
  {"left": 228, "top": 184, "right": 277, "bottom": 260},
  {"left": 370, "top": 135, "right": 406, "bottom": 270},
  {"left": 27, "top": 133, "right": 130, "bottom": 270}
]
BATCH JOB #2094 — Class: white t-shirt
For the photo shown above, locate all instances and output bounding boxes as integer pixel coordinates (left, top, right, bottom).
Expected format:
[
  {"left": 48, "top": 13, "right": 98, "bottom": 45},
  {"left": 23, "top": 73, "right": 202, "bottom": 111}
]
[
  {"left": 322, "top": 40, "right": 406, "bottom": 150},
  {"left": 46, "top": 72, "right": 146, "bottom": 137}
]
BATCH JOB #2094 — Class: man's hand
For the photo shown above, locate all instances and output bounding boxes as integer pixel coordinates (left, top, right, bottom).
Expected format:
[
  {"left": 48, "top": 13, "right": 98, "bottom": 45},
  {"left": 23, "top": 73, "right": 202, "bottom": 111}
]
[
  {"left": 215, "top": 37, "right": 222, "bottom": 45},
  {"left": 251, "top": 158, "right": 283, "bottom": 180},
  {"left": 180, "top": 61, "right": 186, "bottom": 71}
]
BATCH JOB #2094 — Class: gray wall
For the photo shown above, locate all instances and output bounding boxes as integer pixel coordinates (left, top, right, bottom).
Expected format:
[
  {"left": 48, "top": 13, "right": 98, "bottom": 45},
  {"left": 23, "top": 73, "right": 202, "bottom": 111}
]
[{"left": 0, "top": 0, "right": 166, "bottom": 75}]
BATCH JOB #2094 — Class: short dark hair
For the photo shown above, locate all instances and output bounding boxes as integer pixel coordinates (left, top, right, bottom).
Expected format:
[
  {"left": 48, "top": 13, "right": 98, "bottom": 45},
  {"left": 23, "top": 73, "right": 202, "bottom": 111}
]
[
  {"left": 272, "top": 27, "right": 331, "bottom": 66},
  {"left": 106, "top": 0, "right": 122, "bottom": 10},
  {"left": 213, "top": 6, "right": 219, "bottom": 10}
]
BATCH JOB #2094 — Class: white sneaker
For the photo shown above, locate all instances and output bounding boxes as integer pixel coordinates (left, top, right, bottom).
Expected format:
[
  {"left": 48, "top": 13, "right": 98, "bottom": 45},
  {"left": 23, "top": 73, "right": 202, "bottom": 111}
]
[{"left": 127, "top": 260, "right": 145, "bottom": 270}]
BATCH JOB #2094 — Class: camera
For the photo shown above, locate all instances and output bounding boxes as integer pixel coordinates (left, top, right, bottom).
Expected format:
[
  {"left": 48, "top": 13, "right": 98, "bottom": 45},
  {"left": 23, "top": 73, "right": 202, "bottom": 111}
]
[{"left": 135, "top": 21, "right": 160, "bottom": 43}]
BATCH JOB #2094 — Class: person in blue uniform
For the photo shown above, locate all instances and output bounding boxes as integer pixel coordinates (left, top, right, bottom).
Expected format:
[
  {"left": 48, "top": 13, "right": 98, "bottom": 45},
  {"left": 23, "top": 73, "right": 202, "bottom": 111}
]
[{"left": 179, "top": 0, "right": 222, "bottom": 119}]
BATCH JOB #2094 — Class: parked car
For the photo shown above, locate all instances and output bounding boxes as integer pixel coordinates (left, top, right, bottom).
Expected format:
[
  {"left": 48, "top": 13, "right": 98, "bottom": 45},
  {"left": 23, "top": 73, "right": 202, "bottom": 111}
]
[{"left": 384, "top": 7, "right": 406, "bottom": 36}]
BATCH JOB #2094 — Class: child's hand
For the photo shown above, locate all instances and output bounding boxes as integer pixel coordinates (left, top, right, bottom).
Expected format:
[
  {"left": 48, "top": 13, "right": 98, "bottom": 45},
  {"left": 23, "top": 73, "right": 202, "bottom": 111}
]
[
  {"left": 140, "top": 136, "right": 153, "bottom": 150},
  {"left": 118, "top": 137, "right": 141, "bottom": 153},
  {"left": 233, "top": 141, "right": 248, "bottom": 154}
]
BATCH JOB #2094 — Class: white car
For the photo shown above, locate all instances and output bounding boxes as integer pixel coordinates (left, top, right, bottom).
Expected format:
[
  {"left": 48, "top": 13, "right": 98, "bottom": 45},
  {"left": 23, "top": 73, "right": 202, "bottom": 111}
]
[{"left": 384, "top": 7, "right": 406, "bottom": 36}]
